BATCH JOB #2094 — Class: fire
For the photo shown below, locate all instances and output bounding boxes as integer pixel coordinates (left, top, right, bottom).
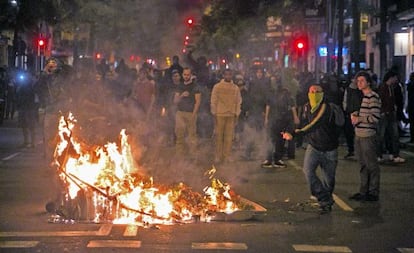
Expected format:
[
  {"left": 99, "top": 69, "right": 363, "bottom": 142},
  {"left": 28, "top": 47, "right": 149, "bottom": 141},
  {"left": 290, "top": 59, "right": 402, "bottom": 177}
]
[{"left": 52, "top": 113, "right": 246, "bottom": 224}]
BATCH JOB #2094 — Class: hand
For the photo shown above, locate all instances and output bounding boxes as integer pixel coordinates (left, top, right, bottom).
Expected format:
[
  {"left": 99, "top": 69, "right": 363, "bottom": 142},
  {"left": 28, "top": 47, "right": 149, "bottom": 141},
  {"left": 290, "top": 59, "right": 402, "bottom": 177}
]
[
  {"left": 281, "top": 132, "right": 293, "bottom": 140},
  {"left": 350, "top": 113, "right": 359, "bottom": 125}
]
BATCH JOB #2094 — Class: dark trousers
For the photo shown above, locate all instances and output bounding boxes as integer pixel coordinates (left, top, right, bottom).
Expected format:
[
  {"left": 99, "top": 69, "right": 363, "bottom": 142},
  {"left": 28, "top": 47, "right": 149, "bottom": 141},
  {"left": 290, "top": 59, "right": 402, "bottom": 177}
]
[
  {"left": 355, "top": 135, "right": 380, "bottom": 197},
  {"left": 343, "top": 114, "right": 355, "bottom": 153},
  {"left": 266, "top": 118, "right": 293, "bottom": 162}
]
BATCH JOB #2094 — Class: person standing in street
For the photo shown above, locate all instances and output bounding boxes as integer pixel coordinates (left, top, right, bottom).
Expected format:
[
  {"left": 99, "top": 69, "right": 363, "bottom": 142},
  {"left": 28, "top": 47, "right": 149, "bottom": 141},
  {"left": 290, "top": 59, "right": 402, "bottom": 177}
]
[
  {"left": 210, "top": 69, "right": 242, "bottom": 163},
  {"left": 282, "top": 84, "right": 340, "bottom": 214},
  {"left": 262, "top": 85, "right": 298, "bottom": 168},
  {"left": 406, "top": 72, "right": 414, "bottom": 143},
  {"left": 15, "top": 71, "right": 38, "bottom": 148},
  {"left": 173, "top": 67, "right": 201, "bottom": 156},
  {"left": 377, "top": 71, "right": 405, "bottom": 163},
  {"left": 342, "top": 78, "right": 363, "bottom": 159},
  {"left": 349, "top": 71, "right": 382, "bottom": 202}
]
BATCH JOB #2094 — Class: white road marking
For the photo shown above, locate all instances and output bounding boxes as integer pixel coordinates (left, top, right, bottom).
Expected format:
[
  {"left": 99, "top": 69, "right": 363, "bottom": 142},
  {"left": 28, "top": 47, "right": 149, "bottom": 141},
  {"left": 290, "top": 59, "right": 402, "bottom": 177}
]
[
  {"left": 293, "top": 244, "right": 352, "bottom": 252},
  {"left": 2, "top": 152, "right": 21, "bottom": 161},
  {"left": 0, "top": 224, "right": 112, "bottom": 237},
  {"left": 123, "top": 224, "right": 138, "bottom": 237},
  {"left": 87, "top": 240, "right": 141, "bottom": 248},
  {"left": 333, "top": 194, "right": 354, "bottom": 212},
  {"left": 288, "top": 160, "right": 301, "bottom": 171},
  {"left": 288, "top": 158, "right": 354, "bottom": 212},
  {"left": 192, "top": 242, "right": 248, "bottom": 250},
  {"left": 398, "top": 248, "right": 414, "bottom": 253},
  {"left": 0, "top": 241, "right": 39, "bottom": 248},
  {"left": 401, "top": 150, "right": 414, "bottom": 157}
]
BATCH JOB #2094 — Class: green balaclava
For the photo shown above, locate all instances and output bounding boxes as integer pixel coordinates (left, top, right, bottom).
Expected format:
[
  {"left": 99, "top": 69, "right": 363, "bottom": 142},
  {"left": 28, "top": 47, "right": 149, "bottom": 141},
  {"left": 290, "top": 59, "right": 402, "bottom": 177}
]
[{"left": 308, "top": 92, "right": 324, "bottom": 113}]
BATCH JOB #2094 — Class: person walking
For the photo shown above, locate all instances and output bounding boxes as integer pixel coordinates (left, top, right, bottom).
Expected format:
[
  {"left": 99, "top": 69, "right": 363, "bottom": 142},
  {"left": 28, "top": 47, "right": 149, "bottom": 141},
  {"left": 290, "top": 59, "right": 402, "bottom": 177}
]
[
  {"left": 210, "top": 69, "right": 242, "bottom": 163},
  {"left": 283, "top": 84, "right": 340, "bottom": 214},
  {"left": 173, "top": 67, "right": 201, "bottom": 156},
  {"left": 349, "top": 71, "right": 382, "bottom": 202}
]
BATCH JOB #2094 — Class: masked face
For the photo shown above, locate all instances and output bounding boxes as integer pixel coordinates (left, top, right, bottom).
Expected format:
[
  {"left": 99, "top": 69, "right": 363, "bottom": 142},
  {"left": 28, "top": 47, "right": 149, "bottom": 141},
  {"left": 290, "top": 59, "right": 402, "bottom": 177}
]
[{"left": 308, "top": 85, "right": 324, "bottom": 112}]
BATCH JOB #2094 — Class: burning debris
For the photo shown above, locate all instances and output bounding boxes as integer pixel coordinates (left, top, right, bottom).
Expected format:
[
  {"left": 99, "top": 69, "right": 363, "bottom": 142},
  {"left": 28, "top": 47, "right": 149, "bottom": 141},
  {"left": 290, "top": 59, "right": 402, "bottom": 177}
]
[{"left": 47, "top": 113, "right": 257, "bottom": 225}]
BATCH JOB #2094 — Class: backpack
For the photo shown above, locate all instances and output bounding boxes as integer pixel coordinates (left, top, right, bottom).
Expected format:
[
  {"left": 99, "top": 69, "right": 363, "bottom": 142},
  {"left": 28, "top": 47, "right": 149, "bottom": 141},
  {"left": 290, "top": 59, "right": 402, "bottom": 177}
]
[{"left": 329, "top": 103, "right": 345, "bottom": 127}]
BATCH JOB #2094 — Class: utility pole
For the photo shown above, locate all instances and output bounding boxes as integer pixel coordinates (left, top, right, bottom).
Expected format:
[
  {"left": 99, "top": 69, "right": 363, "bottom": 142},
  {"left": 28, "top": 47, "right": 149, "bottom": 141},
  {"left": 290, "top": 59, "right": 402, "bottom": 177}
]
[
  {"left": 351, "top": 0, "right": 361, "bottom": 74},
  {"left": 379, "top": 0, "right": 388, "bottom": 77},
  {"left": 337, "top": 0, "right": 344, "bottom": 75}
]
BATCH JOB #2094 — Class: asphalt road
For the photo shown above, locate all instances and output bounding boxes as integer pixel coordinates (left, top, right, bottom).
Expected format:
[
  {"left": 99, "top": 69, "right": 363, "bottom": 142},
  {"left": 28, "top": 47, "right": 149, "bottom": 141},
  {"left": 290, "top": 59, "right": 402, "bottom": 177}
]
[{"left": 1, "top": 117, "right": 414, "bottom": 253}]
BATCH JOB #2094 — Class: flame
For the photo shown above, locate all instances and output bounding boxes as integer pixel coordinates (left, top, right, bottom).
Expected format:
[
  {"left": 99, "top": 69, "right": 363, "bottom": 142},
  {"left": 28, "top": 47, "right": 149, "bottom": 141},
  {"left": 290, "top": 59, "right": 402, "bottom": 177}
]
[{"left": 53, "top": 113, "right": 242, "bottom": 224}]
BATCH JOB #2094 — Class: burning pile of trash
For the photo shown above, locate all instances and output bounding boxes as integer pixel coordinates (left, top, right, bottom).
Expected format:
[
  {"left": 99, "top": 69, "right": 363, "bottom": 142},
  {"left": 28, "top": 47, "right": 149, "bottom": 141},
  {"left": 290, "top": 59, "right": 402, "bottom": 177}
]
[{"left": 47, "top": 113, "right": 254, "bottom": 225}]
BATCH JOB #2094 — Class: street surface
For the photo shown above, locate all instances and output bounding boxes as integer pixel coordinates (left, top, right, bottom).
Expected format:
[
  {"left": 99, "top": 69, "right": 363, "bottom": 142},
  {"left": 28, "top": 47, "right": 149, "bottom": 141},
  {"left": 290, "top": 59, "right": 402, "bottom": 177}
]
[{"left": 1, "top": 116, "right": 414, "bottom": 253}]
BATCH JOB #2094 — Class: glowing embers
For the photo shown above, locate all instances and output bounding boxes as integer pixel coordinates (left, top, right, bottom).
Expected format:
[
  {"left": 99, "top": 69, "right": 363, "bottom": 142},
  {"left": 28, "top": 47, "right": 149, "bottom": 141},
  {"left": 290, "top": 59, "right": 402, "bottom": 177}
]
[{"left": 53, "top": 113, "right": 246, "bottom": 224}]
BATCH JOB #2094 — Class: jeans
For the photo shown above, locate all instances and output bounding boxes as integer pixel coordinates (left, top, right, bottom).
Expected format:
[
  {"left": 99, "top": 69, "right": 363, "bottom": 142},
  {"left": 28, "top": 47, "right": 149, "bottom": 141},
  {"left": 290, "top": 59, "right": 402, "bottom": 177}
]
[
  {"left": 303, "top": 144, "right": 338, "bottom": 207},
  {"left": 355, "top": 135, "right": 380, "bottom": 196},
  {"left": 377, "top": 112, "right": 400, "bottom": 157}
]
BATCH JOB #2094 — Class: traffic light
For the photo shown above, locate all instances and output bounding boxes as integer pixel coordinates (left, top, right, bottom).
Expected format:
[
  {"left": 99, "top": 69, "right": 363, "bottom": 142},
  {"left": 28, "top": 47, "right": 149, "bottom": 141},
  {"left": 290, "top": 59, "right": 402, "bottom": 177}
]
[
  {"left": 292, "top": 36, "right": 308, "bottom": 57},
  {"left": 186, "top": 17, "right": 194, "bottom": 26},
  {"left": 38, "top": 38, "right": 45, "bottom": 47}
]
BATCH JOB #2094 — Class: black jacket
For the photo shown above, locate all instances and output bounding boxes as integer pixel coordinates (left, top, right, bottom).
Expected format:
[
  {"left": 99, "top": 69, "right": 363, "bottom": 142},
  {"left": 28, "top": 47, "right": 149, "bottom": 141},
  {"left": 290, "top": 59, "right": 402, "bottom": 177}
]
[{"left": 297, "top": 102, "right": 339, "bottom": 151}]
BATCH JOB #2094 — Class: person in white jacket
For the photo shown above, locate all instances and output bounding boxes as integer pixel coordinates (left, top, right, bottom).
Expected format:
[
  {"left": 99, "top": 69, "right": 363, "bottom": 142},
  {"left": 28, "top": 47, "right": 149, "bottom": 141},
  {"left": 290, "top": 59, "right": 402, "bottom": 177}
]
[{"left": 211, "top": 69, "right": 242, "bottom": 163}]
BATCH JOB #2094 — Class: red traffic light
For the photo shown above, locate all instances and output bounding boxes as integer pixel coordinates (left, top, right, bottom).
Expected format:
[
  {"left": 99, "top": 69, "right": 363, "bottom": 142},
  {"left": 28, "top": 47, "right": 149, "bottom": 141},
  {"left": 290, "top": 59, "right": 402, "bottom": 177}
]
[
  {"left": 95, "top": 53, "right": 102, "bottom": 59},
  {"left": 296, "top": 42, "right": 304, "bottom": 49},
  {"left": 37, "top": 38, "right": 46, "bottom": 47},
  {"left": 186, "top": 17, "right": 194, "bottom": 26}
]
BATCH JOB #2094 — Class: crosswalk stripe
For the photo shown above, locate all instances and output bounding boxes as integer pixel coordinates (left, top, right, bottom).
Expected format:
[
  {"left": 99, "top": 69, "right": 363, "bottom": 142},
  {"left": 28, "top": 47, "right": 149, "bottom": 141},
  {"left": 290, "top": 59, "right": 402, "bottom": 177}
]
[
  {"left": 87, "top": 240, "right": 141, "bottom": 248},
  {"left": 293, "top": 244, "right": 352, "bottom": 252},
  {"left": 123, "top": 225, "right": 138, "bottom": 237},
  {"left": 0, "top": 224, "right": 112, "bottom": 237},
  {"left": 192, "top": 242, "right": 248, "bottom": 250},
  {"left": 398, "top": 248, "right": 414, "bottom": 253},
  {"left": 0, "top": 241, "right": 39, "bottom": 248},
  {"left": 2, "top": 152, "right": 21, "bottom": 161}
]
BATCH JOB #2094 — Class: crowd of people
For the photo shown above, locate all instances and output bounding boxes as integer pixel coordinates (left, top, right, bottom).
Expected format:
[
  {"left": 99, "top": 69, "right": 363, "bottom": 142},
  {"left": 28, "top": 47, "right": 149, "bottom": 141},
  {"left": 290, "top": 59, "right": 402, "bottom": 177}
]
[{"left": 1, "top": 54, "right": 413, "bottom": 215}]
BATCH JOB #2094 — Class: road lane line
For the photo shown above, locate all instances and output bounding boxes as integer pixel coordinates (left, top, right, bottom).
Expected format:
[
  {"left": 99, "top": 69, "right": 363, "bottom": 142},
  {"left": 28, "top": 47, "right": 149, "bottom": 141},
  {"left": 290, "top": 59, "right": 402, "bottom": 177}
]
[
  {"left": 2, "top": 152, "right": 21, "bottom": 161},
  {"left": 0, "top": 224, "right": 112, "bottom": 237},
  {"left": 192, "top": 242, "right": 248, "bottom": 250},
  {"left": 87, "top": 240, "right": 141, "bottom": 248},
  {"left": 96, "top": 224, "right": 112, "bottom": 236},
  {"left": 401, "top": 150, "right": 414, "bottom": 157},
  {"left": 123, "top": 225, "right": 138, "bottom": 237},
  {"left": 293, "top": 244, "right": 352, "bottom": 252},
  {"left": 288, "top": 158, "right": 354, "bottom": 212},
  {"left": 288, "top": 160, "right": 302, "bottom": 171},
  {"left": 398, "top": 248, "right": 414, "bottom": 253},
  {"left": 0, "top": 241, "right": 39, "bottom": 248},
  {"left": 333, "top": 194, "right": 354, "bottom": 212}
]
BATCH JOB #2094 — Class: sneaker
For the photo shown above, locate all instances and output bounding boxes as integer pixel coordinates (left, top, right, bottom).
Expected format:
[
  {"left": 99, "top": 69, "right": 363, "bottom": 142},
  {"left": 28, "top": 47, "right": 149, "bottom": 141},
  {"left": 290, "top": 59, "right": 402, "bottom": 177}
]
[
  {"left": 261, "top": 160, "right": 273, "bottom": 168},
  {"left": 273, "top": 160, "right": 287, "bottom": 168},
  {"left": 393, "top": 156, "right": 405, "bottom": 163},
  {"left": 344, "top": 152, "right": 355, "bottom": 159}
]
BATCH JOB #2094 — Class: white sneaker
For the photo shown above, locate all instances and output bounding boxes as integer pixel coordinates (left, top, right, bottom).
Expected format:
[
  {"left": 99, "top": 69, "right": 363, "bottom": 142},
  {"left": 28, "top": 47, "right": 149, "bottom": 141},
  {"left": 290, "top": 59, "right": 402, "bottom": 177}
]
[{"left": 393, "top": 156, "right": 405, "bottom": 163}]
